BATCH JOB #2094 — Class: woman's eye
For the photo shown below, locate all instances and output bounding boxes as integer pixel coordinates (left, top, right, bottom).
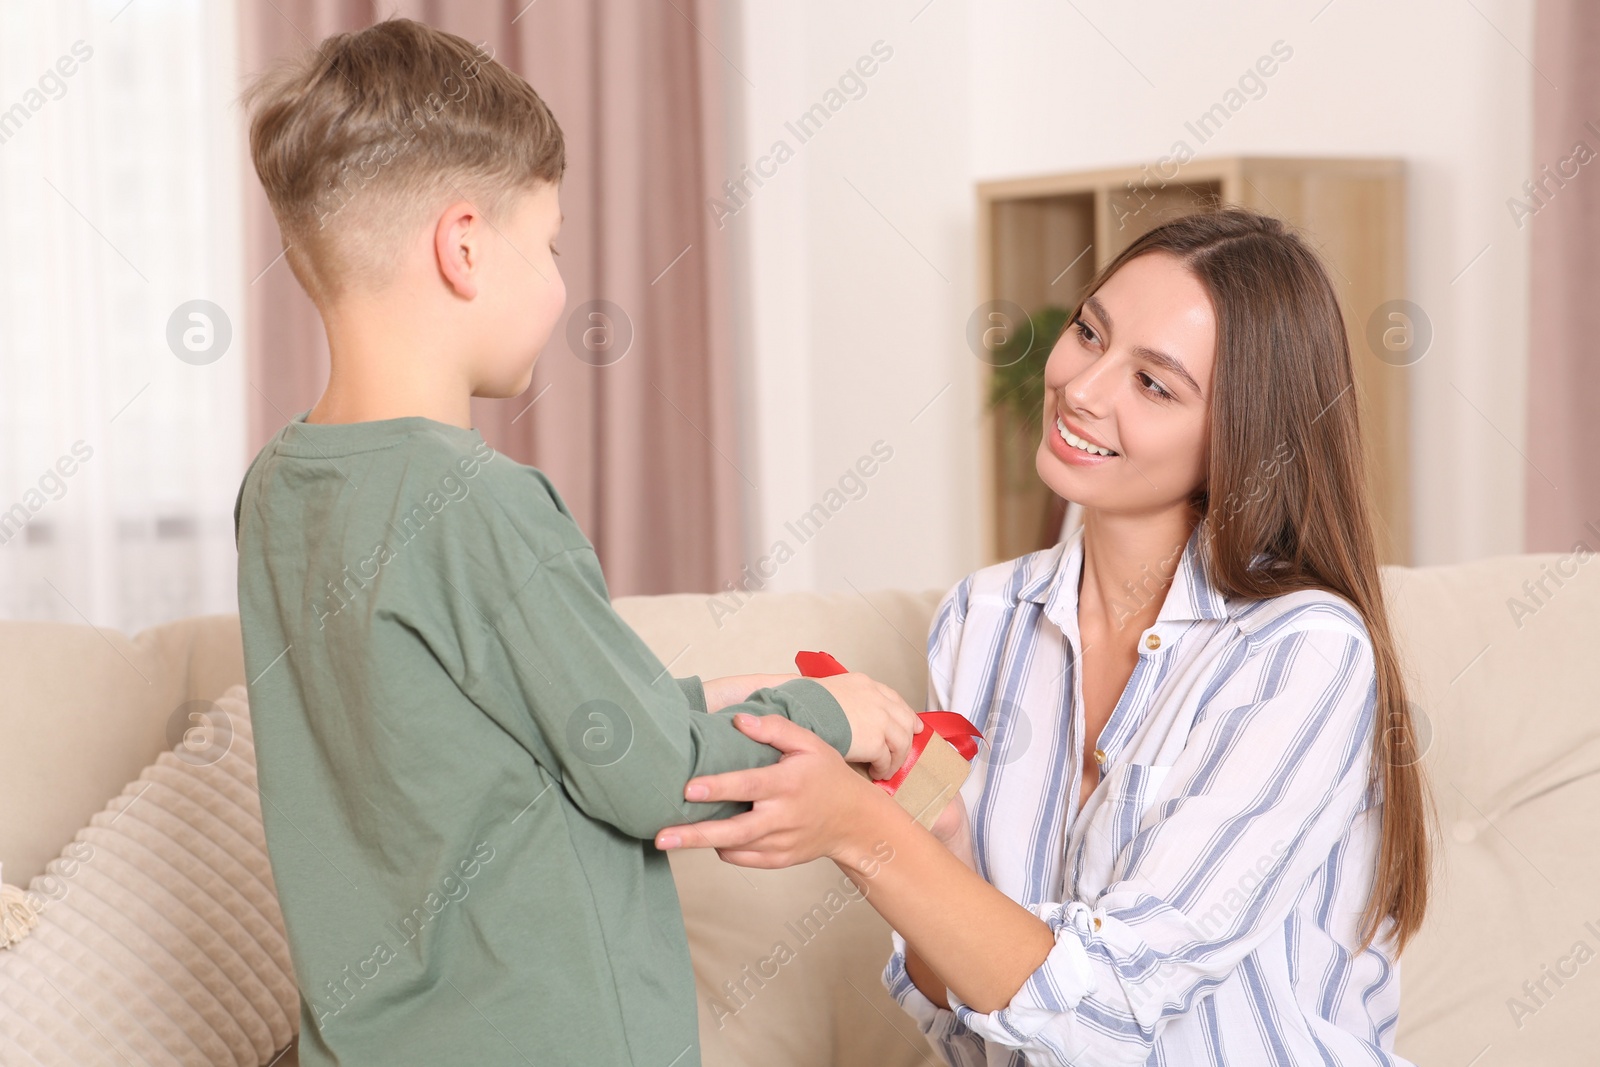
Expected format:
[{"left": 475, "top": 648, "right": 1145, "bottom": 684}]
[
  {"left": 1071, "top": 317, "right": 1097, "bottom": 346},
  {"left": 1138, "top": 372, "right": 1171, "bottom": 399}
]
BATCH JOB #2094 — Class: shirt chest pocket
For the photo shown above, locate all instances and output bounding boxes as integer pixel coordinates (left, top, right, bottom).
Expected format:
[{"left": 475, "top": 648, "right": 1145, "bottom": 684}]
[{"left": 1068, "top": 762, "right": 1174, "bottom": 897}]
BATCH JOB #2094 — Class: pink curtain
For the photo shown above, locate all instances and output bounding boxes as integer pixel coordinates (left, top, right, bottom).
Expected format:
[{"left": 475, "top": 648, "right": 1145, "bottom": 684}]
[
  {"left": 239, "top": 0, "right": 744, "bottom": 596},
  {"left": 1526, "top": 1, "right": 1600, "bottom": 551}
]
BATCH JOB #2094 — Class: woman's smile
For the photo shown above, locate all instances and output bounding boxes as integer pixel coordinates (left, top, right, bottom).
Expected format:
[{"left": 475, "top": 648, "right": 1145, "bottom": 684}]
[{"left": 1050, "top": 413, "right": 1119, "bottom": 462}]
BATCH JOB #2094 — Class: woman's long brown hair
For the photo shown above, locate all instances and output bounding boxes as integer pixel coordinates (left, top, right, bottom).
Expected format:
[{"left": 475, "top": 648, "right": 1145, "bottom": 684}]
[{"left": 1066, "top": 206, "right": 1433, "bottom": 954}]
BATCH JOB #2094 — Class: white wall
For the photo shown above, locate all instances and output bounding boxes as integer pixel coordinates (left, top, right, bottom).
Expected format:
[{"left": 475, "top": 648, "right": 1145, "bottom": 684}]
[
  {"left": 730, "top": 0, "right": 1533, "bottom": 599},
  {"left": 731, "top": 0, "right": 980, "bottom": 601}
]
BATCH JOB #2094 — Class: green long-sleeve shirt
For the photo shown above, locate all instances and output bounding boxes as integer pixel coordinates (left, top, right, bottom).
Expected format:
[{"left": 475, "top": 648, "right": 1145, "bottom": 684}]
[{"left": 233, "top": 411, "right": 851, "bottom": 1066}]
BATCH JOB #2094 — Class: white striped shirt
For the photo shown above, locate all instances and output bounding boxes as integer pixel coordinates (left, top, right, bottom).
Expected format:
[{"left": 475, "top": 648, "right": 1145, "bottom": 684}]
[{"left": 882, "top": 522, "right": 1409, "bottom": 1066}]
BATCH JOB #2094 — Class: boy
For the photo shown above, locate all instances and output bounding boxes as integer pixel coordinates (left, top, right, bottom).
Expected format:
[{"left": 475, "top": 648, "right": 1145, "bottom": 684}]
[{"left": 234, "top": 19, "right": 920, "bottom": 1066}]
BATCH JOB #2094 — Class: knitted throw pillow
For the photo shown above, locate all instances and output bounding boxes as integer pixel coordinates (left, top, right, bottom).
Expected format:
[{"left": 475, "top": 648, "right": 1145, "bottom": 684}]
[{"left": 0, "top": 684, "right": 297, "bottom": 1065}]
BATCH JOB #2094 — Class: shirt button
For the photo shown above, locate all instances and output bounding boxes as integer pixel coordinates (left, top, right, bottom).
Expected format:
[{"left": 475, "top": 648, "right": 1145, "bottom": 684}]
[
  {"left": 1144, "top": 633, "right": 1161, "bottom": 650},
  {"left": 1093, "top": 748, "right": 1107, "bottom": 765}
]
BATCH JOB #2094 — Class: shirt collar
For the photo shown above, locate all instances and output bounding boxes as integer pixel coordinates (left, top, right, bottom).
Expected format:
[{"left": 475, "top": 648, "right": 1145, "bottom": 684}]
[{"left": 1024, "top": 521, "right": 1231, "bottom": 628}]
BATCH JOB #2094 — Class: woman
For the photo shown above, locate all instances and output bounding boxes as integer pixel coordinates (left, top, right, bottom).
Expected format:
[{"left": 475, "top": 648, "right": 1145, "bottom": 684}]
[{"left": 656, "top": 206, "right": 1433, "bottom": 1065}]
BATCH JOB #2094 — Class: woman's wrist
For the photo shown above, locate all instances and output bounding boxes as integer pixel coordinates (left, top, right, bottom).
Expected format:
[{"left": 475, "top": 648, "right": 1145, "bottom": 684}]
[{"left": 828, "top": 770, "right": 909, "bottom": 868}]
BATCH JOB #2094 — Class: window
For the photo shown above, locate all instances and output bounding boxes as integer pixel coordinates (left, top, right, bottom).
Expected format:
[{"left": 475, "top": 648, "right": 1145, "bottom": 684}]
[{"left": 0, "top": 0, "right": 246, "bottom": 632}]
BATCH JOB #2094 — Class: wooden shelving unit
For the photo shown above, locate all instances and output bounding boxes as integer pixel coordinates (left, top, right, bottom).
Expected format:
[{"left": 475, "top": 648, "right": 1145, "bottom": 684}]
[{"left": 976, "top": 156, "right": 1410, "bottom": 567}]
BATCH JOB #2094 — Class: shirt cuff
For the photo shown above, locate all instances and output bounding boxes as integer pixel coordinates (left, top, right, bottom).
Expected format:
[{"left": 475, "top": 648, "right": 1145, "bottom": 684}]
[
  {"left": 882, "top": 931, "right": 971, "bottom": 1045},
  {"left": 674, "top": 675, "right": 708, "bottom": 713},
  {"left": 944, "top": 901, "right": 1100, "bottom": 1048},
  {"left": 765, "top": 676, "right": 852, "bottom": 757}
]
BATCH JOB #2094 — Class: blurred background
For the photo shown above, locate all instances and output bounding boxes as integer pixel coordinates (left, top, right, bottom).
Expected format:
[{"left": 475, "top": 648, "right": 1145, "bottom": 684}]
[{"left": 0, "top": 0, "right": 1591, "bottom": 632}]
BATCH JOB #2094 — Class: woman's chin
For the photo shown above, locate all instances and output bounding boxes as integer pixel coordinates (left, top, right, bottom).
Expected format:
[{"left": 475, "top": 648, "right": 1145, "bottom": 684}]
[
  {"left": 1036, "top": 446, "right": 1134, "bottom": 516},
  {"left": 1035, "top": 443, "right": 1088, "bottom": 499}
]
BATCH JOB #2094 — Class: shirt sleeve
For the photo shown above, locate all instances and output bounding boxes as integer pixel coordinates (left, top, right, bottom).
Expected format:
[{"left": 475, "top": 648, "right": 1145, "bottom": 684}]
[
  {"left": 939, "top": 623, "right": 1380, "bottom": 1067},
  {"left": 456, "top": 542, "right": 853, "bottom": 840},
  {"left": 883, "top": 930, "right": 993, "bottom": 1067},
  {"left": 880, "top": 577, "right": 991, "bottom": 1065},
  {"left": 675, "top": 675, "right": 709, "bottom": 713}
]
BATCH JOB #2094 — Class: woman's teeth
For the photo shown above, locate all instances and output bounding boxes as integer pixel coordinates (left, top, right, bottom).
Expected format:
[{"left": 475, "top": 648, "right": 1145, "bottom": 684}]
[{"left": 1056, "top": 418, "right": 1117, "bottom": 456}]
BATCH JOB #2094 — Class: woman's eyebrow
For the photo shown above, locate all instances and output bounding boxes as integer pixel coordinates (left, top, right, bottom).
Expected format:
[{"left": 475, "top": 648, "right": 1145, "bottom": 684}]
[{"left": 1084, "top": 295, "right": 1204, "bottom": 399}]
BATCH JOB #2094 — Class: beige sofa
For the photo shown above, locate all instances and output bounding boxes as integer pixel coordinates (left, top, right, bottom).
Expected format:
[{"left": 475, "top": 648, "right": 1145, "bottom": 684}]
[{"left": 2, "top": 551, "right": 1596, "bottom": 1065}]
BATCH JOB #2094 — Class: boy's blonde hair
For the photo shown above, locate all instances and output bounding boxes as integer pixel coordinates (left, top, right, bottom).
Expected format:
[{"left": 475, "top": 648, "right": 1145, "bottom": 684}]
[{"left": 241, "top": 18, "right": 564, "bottom": 306}]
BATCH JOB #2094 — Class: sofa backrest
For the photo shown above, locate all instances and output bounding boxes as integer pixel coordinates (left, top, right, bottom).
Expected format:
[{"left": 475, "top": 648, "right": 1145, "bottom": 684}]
[
  {"left": 1375, "top": 551, "right": 1600, "bottom": 1065},
  {"left": 0, "top": 614, "right": 244, "bottom": 884}
]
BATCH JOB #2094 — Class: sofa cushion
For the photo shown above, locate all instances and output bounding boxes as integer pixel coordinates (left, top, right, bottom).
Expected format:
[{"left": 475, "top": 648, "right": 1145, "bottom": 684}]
[{"left": 0, "top": 686, "right": 296, "bottom": 1066}]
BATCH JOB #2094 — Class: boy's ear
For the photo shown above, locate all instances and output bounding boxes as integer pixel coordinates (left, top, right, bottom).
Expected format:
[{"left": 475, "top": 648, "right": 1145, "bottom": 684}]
[{"left": 434, "top": 200, "right": 481, "bottom": 300}]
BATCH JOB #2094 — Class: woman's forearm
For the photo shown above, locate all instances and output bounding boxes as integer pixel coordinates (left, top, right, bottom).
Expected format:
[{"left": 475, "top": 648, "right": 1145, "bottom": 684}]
[{"left": 835, "top": 789, "right": 1054, "bottom": 1015}]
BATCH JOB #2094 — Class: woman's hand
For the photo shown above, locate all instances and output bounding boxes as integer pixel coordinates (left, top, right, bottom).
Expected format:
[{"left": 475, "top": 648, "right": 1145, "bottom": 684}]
[
  {"left": 699, "top": 674, "right": 798, "bottom": 713},
  {"left": 654, "top": 712, "right": 900, "bottom": 868}
]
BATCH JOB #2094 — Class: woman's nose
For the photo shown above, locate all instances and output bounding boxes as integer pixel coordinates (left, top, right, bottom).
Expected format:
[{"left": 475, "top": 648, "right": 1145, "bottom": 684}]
[{"left": 1063, "top": 357, "right": 1116, "bottom": 415}]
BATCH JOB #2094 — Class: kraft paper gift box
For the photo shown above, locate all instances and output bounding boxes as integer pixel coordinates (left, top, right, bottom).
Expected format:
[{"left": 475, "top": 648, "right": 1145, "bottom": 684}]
[
  {"left": 848, "top": 729, "right": 973, "bottom": 830},
  {"left": 796, "top": 651, "right": 981, "bottom": 832}
]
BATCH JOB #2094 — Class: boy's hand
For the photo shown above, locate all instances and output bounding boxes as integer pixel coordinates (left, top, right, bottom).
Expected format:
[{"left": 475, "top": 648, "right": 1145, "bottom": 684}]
[
  {"left": 812, "top": 672, "right": 922, "bottom": 780},
  {"left": 701, "top": 674, "right": 799, "bottom": 713}
]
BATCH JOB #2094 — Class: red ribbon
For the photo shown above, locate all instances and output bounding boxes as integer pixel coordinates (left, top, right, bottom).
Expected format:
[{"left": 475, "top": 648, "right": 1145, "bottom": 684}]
[{"left": 795, "top": 651, "right": 983, "bottom": 796}]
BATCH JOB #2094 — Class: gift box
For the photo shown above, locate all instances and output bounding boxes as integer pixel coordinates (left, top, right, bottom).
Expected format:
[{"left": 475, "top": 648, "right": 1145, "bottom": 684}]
[{"left": 795, "top": 652, "right": 982, "bottom": 831}]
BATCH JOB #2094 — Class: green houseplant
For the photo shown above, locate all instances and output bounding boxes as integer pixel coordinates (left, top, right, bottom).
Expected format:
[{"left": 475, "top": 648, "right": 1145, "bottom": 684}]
[
  {"left": 986, "top": 305, "right": 1071, "bottom": 429},
  {"left": 985, "top": 304, "right": 1072, "bottom": 552}
]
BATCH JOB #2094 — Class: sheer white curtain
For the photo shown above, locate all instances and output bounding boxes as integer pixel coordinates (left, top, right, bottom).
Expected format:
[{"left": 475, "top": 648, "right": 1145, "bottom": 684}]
[{"left": 0, "top": 0, "right": 246, "bottom": 632}]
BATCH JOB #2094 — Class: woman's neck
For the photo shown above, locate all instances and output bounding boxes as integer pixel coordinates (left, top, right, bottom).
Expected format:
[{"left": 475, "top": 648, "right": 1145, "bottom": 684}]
[{"left": 1076, "top": 507, "right": 1197, "bottom": 637}]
